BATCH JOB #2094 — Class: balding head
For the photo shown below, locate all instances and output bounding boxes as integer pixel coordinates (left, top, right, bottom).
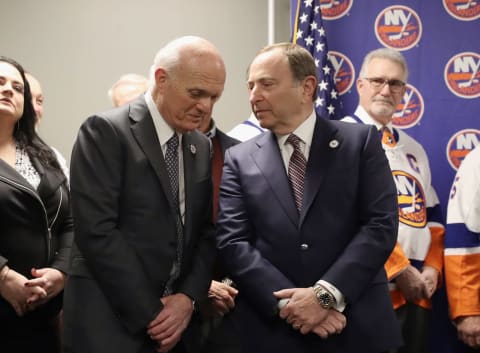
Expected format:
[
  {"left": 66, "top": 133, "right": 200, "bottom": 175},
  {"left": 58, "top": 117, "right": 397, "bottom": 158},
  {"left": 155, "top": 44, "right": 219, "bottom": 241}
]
[
  {"left": 25, "top": 72, "right": 44, "bottom": 126},
  {"left": 149, "top": 36, "right": 226, "bottom": 133},
  {"left": 109, "top": 73, "right": 149, "bottom": 107}
]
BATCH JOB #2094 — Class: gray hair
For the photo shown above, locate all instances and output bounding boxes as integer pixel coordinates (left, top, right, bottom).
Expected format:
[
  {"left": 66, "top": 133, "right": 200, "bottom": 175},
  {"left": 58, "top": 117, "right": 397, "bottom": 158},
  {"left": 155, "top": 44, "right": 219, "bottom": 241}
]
[{"left": 358, "top": 48, "right": 409, "bottom": 82}]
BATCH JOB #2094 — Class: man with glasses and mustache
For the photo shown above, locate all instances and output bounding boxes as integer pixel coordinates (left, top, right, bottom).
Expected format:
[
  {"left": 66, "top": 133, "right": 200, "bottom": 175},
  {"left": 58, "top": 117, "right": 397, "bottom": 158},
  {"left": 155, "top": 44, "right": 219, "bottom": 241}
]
[{"left": 343, "top": 48, "right": 445, "bottom": 353}]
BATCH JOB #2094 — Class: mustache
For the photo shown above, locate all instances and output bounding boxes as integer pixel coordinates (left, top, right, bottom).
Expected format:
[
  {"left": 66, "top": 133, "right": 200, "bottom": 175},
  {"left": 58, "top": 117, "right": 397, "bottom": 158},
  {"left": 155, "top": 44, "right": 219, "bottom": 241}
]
[{"left": 372, "top": 97, "right": 395, "bottom": 105}]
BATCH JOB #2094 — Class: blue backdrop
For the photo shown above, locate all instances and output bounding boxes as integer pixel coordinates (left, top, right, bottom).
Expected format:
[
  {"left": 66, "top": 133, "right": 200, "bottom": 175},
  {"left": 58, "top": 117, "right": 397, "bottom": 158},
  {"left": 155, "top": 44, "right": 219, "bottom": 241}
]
[{"left": 291, "top": 1, "right": 479, "bottom": 352}]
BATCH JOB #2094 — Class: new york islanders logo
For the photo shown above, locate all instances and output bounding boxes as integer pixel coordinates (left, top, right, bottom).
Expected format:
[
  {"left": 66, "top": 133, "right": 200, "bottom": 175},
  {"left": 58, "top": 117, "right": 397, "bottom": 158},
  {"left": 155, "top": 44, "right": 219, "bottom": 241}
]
[
  {"left": 444, "top": 52, "right": 480, "bottom": 99},
  {"left": 443, "top": 0, "right": 480, "bottom": 21},
  {"left": 392, "top": 84, "right": 424, "bottom": 129},
  {"left": 375, "top": 6, "right": 422, "bottom": 51},
  {"left": 328, "top": 51, "right": 355, "bottom": 95},
  {"left": 393, "top": 171, "right": 427, "bottom": 228},
  {"left": 446, "top": 129, "right": 480, "bottom": 170},
  {"left": 320, "top": 0, "right": 352, "bottom": 20}
]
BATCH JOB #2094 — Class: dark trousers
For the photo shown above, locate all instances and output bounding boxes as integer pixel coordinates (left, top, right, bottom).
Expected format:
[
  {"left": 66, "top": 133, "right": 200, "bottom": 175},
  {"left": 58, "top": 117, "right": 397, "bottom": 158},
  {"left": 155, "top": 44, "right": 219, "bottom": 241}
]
[
  {"left": 390, "top": 303, "right": 430, "bottom": 353},
  {"left": 0, "top": 313, "right": 61, "bottom": 353}
]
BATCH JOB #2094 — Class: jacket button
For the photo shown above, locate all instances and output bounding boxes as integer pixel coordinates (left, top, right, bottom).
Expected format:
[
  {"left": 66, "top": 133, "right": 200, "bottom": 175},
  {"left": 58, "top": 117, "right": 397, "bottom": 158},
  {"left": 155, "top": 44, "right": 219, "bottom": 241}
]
[{"left": 300, "top": 243, "right": 309, "bottom": 251}]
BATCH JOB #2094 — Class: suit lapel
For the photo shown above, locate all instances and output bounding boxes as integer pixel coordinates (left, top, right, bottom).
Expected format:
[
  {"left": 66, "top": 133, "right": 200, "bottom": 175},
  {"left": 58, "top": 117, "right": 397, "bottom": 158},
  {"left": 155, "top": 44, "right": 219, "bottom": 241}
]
[
  {"left": 129, "top": 99, "right": 177, "bottom": 211},
  {"left": 300, "top": 118, "right": 341, "bottom": 225},
  {"left": 253, "top": 132, "right": 299, "bottom": 227}
]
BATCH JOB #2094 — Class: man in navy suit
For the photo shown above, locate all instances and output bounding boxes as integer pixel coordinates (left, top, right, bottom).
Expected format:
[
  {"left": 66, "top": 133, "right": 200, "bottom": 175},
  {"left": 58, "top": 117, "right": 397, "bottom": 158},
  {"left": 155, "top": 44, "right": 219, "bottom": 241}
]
[
  {"left": 63, "top": 36, "right": 225, "bottom": 353},
  {"left": 215, "top": 43, "right": 402, "bottom": 353}
]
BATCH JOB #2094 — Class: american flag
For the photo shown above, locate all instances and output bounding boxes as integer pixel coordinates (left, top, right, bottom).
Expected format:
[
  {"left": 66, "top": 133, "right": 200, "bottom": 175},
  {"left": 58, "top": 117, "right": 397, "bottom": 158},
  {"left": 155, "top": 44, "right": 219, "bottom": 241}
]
[{"left": 292, "top": 0, "right": 343, "bottom": 120}]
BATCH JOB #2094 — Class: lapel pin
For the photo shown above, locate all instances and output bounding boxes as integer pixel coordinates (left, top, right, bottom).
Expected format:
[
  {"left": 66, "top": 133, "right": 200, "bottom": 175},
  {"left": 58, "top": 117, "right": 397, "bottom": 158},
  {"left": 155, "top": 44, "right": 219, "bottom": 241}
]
[
  {"left": 190, "top": 144, "right": 197, "bottom": 155},
  {"left": 329, "top": 139, "right": 339, "bottom": 149}
]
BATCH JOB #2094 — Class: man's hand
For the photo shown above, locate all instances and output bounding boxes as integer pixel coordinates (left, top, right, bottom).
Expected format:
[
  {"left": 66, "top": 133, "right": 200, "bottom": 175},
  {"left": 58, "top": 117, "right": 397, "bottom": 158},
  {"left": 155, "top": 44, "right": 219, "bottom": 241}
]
[
  {"left": 274, "top": 287, "right": 346, "bottom": 338},
  {"left": 455, "top": 316, "right": 480, "bottom": 349},
  {"left": 147, "top": 293, "right": 194, "bottom": 353},
  {"left": 394, "top": 265, "right": 427, "bottom": 302},
  {"left": 205, "top": 280, "right": 238, "bottom": 317},
  {"left": 274, "top": 287, "right": 329, "bottom": 333},
  {"left": 310, "top": 309, "right": 347, "bottom": 338},
  {"left": 0, "top": 267, "right": 47, "bottom": 316},
  {"left": 25, "top": 267, "right": 66, "bottom": 310},
  {"left": 420, "top": 266, "right": 439, "bottom": 299}
]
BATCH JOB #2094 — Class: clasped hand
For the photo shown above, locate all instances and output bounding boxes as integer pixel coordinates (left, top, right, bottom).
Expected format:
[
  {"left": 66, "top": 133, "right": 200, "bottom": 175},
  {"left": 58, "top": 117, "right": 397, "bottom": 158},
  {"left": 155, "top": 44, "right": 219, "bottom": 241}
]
[
  {"left": 0, "top": 267, "right": 65, "bottom": 316},
  {"left": 395, "top": 265, "right": 439, "bottom": 302},
  {"left": 274, "top": 287, "right": 346, "bottom": 339},
  {"left": 147, "top": 293, "right": 194, "bottom": 353},
  {"left": 204, "top": 280, "right": 238, "bottom": 317}
]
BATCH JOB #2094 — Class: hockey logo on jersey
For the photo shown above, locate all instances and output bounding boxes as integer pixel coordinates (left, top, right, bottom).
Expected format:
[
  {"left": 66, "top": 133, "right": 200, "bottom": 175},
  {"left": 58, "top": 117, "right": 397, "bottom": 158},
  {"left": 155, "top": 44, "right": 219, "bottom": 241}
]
[{"left": 393, "top": 170, "right": 427, "bottom": 228}]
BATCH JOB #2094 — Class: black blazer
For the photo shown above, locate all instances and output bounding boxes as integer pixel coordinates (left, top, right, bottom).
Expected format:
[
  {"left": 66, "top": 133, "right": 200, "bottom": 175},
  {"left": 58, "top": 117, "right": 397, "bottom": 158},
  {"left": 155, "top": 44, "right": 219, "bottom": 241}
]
[
  {"left": 0, "top": 154, "right": 72, "bottom": 321},
  {"left": 63, "top": 97, "right": 215, "bottom": 353}
]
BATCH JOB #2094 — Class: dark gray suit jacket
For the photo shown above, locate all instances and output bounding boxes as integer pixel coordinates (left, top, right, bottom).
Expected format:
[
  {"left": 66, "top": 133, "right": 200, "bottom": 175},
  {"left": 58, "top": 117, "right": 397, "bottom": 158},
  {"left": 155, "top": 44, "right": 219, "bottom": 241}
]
[{"left": 63, "top": 96, "right": 215, "bottom": 353}]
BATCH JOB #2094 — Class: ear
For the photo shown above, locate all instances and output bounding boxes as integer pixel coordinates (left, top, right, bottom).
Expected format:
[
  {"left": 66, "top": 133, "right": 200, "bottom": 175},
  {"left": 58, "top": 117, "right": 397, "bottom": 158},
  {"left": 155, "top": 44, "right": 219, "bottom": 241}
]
[
  {"left": 154, "top": 68, "right": 168, "bottom": 91},
  {"left": 302, "top": 75, "right": 317, "bottom": 101},
  {"left": 356, "top": 77, "right": 364, "bottom": 93}
]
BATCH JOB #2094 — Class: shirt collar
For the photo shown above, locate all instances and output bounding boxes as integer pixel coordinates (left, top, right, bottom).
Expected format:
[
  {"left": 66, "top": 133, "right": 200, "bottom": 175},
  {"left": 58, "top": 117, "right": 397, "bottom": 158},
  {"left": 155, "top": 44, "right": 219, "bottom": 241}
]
[
  {"left": 204, "top": 119, "right": 217, "bottom": 139},
  {"left": 354, "top": 105, "right": 394, "bottom": 132},
  {"left": 144, "top": 91, "right": 177, "bottom": 146},
  {"left": 276, "top": 108, "right": 316, "bottom": 148}
]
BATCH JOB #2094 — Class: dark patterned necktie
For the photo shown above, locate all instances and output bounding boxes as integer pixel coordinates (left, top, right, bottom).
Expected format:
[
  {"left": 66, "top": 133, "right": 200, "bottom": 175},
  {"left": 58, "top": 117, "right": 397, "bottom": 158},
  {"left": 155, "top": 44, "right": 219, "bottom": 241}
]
[
  {"left": 165, "top": 133, "right": 179, "bottom": 207},
  {"left": 287, "top": 134, "right": 307, "bottom": 213},
  {"left": 164, "top": 133, "right": 183, "bottom": 295}
]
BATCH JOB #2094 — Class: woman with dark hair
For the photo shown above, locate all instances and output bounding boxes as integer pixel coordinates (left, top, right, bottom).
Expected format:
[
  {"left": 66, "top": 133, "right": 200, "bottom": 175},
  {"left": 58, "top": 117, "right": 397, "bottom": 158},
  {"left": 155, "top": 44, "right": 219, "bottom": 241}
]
[{"left": 0, "top": 56, "right": 73, "bottom": 353}]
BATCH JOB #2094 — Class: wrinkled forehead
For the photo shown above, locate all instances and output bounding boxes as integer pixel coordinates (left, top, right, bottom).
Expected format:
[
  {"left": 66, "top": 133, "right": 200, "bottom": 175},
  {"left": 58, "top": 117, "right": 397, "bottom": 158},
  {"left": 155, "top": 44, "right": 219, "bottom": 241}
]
[
  {"left": 248, "top": 50, "right": 290, "bottom": 81},
  {"left": 365, "top": 58, "right": 406, "bottom": 80}
]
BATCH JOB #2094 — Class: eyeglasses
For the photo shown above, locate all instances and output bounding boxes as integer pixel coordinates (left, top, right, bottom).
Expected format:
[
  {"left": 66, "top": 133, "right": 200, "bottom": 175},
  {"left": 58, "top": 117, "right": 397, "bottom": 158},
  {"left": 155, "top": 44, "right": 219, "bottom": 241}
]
[{"left": 363, "top": 77, "right": 406, "bottom": 93}]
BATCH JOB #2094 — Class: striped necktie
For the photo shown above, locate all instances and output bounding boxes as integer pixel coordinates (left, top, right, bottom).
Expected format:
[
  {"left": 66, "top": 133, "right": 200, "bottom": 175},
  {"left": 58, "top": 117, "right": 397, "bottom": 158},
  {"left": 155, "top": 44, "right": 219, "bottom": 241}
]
[{"left": 287, "top": 134, "right": 307, "bottom": 213}]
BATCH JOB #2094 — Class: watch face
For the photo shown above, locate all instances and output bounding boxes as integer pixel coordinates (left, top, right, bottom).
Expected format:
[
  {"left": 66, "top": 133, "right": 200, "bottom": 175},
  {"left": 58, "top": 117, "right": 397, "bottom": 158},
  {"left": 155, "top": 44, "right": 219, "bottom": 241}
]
[
  {"left": 314, "top": 286, "right": 334, "bottom": 309},
  {"left": 319, "top": 292, "right": 333, "bottom": 307}
]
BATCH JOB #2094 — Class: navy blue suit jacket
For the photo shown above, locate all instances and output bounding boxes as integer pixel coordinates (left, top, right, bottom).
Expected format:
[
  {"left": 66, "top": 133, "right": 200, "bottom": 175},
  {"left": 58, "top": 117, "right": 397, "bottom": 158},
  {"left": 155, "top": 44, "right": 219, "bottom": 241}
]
[{"left": 216, "top": 117, "right": 402, "bottom": 353}]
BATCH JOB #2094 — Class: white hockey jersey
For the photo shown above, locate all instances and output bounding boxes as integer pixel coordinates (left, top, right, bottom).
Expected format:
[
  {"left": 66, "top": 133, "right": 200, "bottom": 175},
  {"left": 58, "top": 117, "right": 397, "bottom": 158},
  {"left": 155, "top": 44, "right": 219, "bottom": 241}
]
[
  {"left": 344, "top": 106, "right": 445, "bottom": 309},
  {"left": 444, "top": 145, "right": 480, "bottom": 319}
]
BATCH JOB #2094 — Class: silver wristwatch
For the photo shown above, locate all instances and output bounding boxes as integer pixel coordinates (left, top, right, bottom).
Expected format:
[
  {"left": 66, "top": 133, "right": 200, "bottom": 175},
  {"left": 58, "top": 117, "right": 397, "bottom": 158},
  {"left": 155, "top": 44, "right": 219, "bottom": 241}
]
[{"left": 313, "top": 285, "right": 336, "bottom": 309}]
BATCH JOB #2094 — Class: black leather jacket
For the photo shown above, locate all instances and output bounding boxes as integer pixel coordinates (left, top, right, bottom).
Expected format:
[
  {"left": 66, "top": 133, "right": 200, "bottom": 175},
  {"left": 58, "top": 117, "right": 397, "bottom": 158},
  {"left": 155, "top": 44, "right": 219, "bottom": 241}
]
[{"left": 0, "top": 156, "right": 73, "bottom": 321}]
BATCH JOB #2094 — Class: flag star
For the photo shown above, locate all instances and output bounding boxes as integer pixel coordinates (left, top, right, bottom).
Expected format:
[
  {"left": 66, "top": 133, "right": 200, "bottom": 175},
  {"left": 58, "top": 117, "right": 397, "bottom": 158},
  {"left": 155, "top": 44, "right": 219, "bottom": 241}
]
[
  {"left": 296, "top": 29, "right": 303, "bottom": 39},
  {"left": 327, "top": 104, "right": 335, "bottom": 115},
  {"left": 315, "top": 96, "right": 325, "bottom": 107},
  {"left": 300, "top": 13, "right": 308, "bottom": 23},
  {"left": 310, "top": 21, "right": 318, "bottom": 31},
  {"left": 318, "top": 80, "right": 329, "bottom": 91},
  {"left": 304, "top": 0, "right": 313, "bottom": 7},
  {"left": 305, "top": 36, "right": 314, "bottom": 46},
  {"left": 331, "top": 90, "right": 338, "bottom": 99},
  {"left": 318, "top": 27, "right": 326, "bottom": 36},
  {"left": 314, "top": 58, "right": 320, "bottom": 67},
  {"left": 314, "top": 5, "right": 320, "bottom": 14},
  {"left": 316, "top": 42, "right": 325, "bottom": 52},
  {"left": 322, "top": 65, "right": 331, "bottom": 75}
]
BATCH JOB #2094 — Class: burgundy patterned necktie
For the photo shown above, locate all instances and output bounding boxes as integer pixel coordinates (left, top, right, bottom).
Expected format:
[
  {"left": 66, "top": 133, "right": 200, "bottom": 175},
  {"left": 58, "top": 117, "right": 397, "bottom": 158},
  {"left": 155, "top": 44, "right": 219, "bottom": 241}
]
[{"left": 287, "top": 134, "right": 307, "bottom": 213}]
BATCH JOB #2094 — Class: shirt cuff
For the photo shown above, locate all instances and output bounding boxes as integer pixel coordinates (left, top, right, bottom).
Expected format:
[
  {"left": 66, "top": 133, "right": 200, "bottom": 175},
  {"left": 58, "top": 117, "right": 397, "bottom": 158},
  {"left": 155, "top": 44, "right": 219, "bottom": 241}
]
[{"left": 316, "top": 280, "right": 347, "bottom": 312}]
